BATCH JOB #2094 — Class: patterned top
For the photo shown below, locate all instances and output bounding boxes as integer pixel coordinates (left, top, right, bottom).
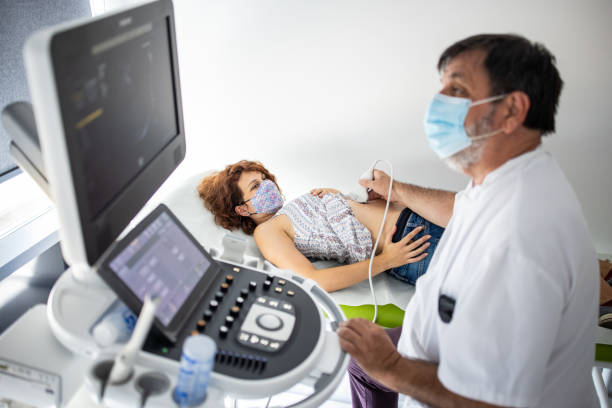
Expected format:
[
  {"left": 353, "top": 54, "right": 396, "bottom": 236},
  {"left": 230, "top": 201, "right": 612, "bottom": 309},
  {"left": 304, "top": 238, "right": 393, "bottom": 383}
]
[{"left": 275, "top": 193, "right": 373, "bottom": 264}]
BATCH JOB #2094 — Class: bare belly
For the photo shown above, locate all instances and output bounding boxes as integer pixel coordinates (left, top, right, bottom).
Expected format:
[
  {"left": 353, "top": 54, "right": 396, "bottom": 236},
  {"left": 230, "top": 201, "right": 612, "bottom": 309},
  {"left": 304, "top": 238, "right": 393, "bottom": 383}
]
[{"left": 348, "top": 199, "right": 405, "bottom": 254}]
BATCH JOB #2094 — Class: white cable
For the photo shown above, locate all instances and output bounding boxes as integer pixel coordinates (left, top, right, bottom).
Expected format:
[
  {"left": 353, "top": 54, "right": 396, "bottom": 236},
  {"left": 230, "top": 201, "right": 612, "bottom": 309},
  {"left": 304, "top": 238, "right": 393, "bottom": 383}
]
[{"left": 365, "top": 159, "right": 393, "bottom": 323}]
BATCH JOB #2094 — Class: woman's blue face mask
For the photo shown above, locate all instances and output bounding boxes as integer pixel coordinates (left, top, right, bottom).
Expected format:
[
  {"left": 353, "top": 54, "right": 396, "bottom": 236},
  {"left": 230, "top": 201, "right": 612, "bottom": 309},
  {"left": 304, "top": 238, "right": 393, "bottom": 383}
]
[{"left": 423, "top": 93, "right": 506, "bottom": 159}]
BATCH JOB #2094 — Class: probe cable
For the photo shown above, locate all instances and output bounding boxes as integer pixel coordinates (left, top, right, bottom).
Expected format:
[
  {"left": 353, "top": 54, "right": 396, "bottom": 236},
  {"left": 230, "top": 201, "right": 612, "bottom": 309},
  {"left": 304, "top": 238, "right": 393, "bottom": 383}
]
[{"left": 366, "top": 159, "right": 393, "bottom": 323}]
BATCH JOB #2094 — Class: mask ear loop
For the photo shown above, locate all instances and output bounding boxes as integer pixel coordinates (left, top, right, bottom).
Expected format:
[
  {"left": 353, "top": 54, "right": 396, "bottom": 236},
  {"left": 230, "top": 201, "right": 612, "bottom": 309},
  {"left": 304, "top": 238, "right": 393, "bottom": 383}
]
[
  {"left": 467, "top": 94, "right": 508, "bottom": 141},
  {"left": 237, "top": 176, "right": 266, "bottom": 216},
  {"left": 236, "top": 198, "right": 254, "bottom": 217},
  {"left": 470, "top": 128, "right": 504, "bottom": 142},
  {"left": 469, "top": 93, "right": 507, "bottom": 107},
  {"left": 236, "top": 204, "right": 252, "bottom": 217}
]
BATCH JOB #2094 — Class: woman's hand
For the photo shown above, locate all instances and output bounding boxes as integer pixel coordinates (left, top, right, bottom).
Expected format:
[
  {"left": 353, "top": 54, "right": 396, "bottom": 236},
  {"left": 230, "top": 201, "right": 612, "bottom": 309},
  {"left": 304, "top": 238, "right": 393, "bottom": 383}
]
[
  {"left": 310, "top": 187, "right": 341, "bottom": 198},
  {"left": 380, "top": 225, "right": 430, "bottom": 269}
]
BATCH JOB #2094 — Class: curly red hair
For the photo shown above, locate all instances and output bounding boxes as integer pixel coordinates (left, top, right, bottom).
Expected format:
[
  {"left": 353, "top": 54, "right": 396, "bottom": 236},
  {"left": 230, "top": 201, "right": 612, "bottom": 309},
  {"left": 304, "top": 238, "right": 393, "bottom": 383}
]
[{"left": 197, "top": 160, "right": 280, "bottom": 235}]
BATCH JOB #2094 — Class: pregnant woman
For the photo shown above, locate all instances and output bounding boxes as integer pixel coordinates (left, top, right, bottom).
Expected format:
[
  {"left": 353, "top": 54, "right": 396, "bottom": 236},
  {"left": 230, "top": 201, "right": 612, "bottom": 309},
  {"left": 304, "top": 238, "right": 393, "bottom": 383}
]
[{"left": 197, "top": 160, "right": 444, "bottom": 292}]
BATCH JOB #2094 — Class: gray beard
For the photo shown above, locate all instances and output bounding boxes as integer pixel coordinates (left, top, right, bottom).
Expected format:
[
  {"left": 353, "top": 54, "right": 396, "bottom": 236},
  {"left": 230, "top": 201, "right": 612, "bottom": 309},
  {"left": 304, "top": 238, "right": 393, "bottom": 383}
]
[
  {"left": 444, "top": 139, "right": 487, "bottom": 172},
  {"left": 444, "top": 105, "right": 496, "bottom": 172}
]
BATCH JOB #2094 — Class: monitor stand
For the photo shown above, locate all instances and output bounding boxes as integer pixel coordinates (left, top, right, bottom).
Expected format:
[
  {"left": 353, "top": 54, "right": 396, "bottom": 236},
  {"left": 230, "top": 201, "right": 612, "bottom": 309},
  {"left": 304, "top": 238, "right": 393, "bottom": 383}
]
[
  {"left": 2, "top": 101, "right": 126, "bottom": 358},
  {"left": 47, "top": 266, "right": 117, "bottom": 358}
]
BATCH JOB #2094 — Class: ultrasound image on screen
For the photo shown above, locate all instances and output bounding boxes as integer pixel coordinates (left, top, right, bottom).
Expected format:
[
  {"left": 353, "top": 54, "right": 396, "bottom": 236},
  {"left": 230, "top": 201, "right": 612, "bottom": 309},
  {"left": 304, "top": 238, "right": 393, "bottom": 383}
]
[
  {"left": 108, "top": 212, "right": 211, "bottom": 326},
  {"left": 58, "top": 18, "right": 177, "bottom": 219}
]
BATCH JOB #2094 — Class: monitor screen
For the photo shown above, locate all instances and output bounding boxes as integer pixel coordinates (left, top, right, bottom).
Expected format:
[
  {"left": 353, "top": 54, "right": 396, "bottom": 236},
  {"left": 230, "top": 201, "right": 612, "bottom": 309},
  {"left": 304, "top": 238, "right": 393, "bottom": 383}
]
[
  {"left": 54, "top": 16, "right": 177, "bottom": 219},
  {"left": 31, "top": 0, "right": 186, "bottom": 267},
  {"left": 108, "top": 210, "right": 212, "bottom": 326}
]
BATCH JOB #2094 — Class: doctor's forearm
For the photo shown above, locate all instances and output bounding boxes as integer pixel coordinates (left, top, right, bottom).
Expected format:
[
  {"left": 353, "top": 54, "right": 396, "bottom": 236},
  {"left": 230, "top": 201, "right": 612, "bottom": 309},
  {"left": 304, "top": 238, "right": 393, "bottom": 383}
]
[
  {"left": 379, "top": 358, "right": 505, "bottom": 408},
  {"left": 393, "top": 182, "right": 455, "bottom": 227}
]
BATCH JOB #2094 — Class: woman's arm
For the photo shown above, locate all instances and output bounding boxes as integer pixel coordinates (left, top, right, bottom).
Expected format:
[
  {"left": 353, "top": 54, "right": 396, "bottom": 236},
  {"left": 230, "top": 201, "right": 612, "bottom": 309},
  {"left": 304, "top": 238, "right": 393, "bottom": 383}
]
[{"left": 254, "top": 221, "right": 430, "bottom": 292}]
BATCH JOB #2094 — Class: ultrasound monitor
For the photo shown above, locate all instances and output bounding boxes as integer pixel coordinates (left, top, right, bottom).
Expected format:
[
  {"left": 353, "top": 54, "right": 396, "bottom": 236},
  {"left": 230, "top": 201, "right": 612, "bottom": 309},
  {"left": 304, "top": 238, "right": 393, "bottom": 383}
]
[{"left": 24, "top": 0, "right": 184, "bottom": 282}]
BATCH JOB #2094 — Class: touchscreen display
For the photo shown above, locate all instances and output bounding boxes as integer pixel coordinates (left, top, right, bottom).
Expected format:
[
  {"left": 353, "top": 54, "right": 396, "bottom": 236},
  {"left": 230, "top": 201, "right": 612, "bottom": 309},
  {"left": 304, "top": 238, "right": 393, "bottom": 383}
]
[{"left": 108, "top": 211, "right": 211, "bottom": 326}]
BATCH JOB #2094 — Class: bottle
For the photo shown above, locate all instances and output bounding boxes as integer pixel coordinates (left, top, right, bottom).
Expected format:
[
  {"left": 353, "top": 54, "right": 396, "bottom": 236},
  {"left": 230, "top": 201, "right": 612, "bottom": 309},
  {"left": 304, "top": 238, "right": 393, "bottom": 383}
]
[
  {"left": 174, "top": 335, "right": 217, "bottom": 406},
  {"left": 92, "top": 301, "right": 137, "bottom": 347}
]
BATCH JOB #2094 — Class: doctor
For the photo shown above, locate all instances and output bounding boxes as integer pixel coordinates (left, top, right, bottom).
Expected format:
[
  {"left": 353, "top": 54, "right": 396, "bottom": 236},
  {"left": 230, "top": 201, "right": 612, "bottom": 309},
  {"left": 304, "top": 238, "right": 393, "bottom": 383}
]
[{"left": 338, "top": 34, "right": 599, "bottom": 407}]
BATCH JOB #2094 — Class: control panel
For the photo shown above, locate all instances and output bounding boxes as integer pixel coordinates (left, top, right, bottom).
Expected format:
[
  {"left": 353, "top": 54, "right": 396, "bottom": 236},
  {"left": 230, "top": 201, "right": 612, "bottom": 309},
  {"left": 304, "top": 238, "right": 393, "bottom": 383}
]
[
  {"left": 237, "top": 295, "right": 295, "bottom": 353},
  {"left": 142, "top": 261, "right": 321, "bottom": 380}
]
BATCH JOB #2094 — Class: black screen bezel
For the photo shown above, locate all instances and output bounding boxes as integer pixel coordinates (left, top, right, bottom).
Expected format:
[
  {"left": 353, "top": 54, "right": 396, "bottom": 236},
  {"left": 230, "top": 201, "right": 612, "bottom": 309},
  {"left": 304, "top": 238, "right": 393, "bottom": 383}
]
[
  {"left": 98, "top": 204, "right": 220, "bottom": 343},
  {"left": 50, "top": 0, "right": 185, "bottom": 266}
]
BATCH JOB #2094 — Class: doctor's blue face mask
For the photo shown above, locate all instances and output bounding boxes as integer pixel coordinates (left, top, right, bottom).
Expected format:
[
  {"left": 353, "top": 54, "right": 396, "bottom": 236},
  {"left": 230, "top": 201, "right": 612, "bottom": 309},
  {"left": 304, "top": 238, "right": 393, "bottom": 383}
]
[
  {"left": 423, "top": 93, "right": 506, "bottom": 159},
  {"left": 242, "top": 179, "right": 284, "bottom": 215}
]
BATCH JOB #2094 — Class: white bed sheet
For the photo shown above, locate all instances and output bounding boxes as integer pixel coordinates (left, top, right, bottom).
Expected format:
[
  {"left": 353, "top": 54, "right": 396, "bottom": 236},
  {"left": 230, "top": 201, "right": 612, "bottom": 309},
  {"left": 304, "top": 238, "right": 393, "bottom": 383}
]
[{"left": 160, "top": 172, "right": 414, "bottom": 308}]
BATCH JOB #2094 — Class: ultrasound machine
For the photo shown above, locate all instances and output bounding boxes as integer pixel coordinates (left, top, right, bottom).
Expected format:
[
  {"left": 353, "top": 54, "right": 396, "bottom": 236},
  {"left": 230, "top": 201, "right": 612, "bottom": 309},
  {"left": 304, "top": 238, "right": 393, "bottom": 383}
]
[{"left": 1, "top": 1, "right": 348, "bottom": 406}]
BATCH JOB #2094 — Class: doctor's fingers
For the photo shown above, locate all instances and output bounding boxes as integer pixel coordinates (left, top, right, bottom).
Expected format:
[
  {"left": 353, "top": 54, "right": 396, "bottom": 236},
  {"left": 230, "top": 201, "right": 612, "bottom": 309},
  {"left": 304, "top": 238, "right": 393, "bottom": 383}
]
[
  {"left": 360, "top": 170, "right": 390, "bottom": 196},
  {"left": 372, "top": 169, "right": 390, "bottom": 182},
  {"left": 371, "top": 170, "right": 392, "bottom": 197},
  {"left": 340, "top": 321, "right": 397, "bottom": 365},
  {"left": 367, "top": 189, "right": 383, "bottom": 201},
  {"left": 339, "top": 318, "right": 378, "bottom": 337},
  {"left": 337, "top": 328, "right": 360, "bottom": 355},
  {"left": 338, "top": 321, "right": 366, "bottom": 350}
]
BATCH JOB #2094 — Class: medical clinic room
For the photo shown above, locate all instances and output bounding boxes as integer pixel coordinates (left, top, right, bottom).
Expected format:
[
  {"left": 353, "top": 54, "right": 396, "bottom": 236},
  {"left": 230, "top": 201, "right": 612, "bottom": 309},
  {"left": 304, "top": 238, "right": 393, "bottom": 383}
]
[{"left": 1, "top": 0, "right": 612, "bottom": 407}]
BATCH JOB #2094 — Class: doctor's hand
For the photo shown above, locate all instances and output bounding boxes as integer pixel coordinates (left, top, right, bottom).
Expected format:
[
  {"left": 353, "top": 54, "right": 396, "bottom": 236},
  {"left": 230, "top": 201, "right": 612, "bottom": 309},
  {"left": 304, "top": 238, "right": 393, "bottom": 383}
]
[
  {"left": 338, "top": 318, "right": 402, "bottom": 380},
  {"left": 359, "top": 170, "right": 398, "bottom": 202},
  {"left": 380, "top": 225, "right": 430, "bottom": 269}
]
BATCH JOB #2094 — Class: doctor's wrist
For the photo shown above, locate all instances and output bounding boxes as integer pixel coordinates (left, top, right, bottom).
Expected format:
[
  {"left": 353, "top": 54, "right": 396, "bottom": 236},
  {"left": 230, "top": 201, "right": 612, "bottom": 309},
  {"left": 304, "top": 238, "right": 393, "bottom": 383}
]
[
  {"left": 370, "top": 349, "right": 403, "bottom": 389},
  {"left": 392, "top": 181, "right": 411, "bottom": 207}
]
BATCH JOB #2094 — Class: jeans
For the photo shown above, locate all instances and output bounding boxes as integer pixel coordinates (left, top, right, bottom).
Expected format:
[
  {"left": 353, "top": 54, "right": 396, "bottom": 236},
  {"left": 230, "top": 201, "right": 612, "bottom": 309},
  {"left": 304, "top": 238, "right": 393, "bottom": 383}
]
[{"left": 387, "top": 209, "right": 445, "bottom": 285}]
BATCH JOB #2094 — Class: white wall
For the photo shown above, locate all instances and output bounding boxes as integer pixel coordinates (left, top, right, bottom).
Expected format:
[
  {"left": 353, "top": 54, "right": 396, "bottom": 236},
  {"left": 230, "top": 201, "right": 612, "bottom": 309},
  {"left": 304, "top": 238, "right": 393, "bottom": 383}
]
[{"left": 171, "top": 0, "right": 612, "bottom": 254}]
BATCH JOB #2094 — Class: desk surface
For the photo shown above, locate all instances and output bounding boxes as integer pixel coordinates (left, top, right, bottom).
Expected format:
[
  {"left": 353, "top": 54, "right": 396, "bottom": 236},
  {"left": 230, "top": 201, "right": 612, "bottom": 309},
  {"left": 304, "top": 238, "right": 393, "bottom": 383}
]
[
  {"left": 0, "top": 305, "right": 230, "bottom": 407},
  {"left": 0, "top": 304, "right": 91, "bottom": 405}
]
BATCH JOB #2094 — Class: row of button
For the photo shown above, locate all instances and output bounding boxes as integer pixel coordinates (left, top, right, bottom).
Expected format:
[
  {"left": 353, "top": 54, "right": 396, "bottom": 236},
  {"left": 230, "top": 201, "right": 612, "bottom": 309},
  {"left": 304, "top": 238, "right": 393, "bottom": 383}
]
[
  {"left": 215, "top": 349, "right": 267, "bottom": 372},
  {"left": 263, "top": 278, "right": 295, "bottom": 296},
  {"left": 210, "top": 274, "right": 293, "bottom": 338},
  {"left": 238, "top": 332, "right": 282, "bottom": 351},
  {"left": 190, "top": 273, "right": 293, "bottom": 339},
  {"left": 256, "top": 296, "right": 294, "bottom": 313},
  {"left": 195, "top": 273, "right": 256, "bottom": 337},
  {"left": 272, "top": 287, "right": 295, "bottom": 296}
]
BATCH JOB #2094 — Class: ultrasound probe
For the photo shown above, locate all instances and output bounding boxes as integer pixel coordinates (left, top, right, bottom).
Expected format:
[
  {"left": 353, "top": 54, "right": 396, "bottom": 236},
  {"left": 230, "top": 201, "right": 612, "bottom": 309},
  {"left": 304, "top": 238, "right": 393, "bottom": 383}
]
[{"left": 108, "top": 294, "right": 161, "bottom": 384}]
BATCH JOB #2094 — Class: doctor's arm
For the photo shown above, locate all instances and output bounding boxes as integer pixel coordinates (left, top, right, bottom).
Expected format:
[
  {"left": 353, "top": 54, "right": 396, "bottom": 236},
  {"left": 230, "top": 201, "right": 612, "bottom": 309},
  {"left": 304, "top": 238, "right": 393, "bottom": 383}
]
[
  {"left": 338, "top": 319, "right": 509, "bottom": 408},
  {"left": 253, "top": 222, "right": 429, "bottom": 292},
  {"left": 360, "top": 169, "right": 455, "bottom": 228}
]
